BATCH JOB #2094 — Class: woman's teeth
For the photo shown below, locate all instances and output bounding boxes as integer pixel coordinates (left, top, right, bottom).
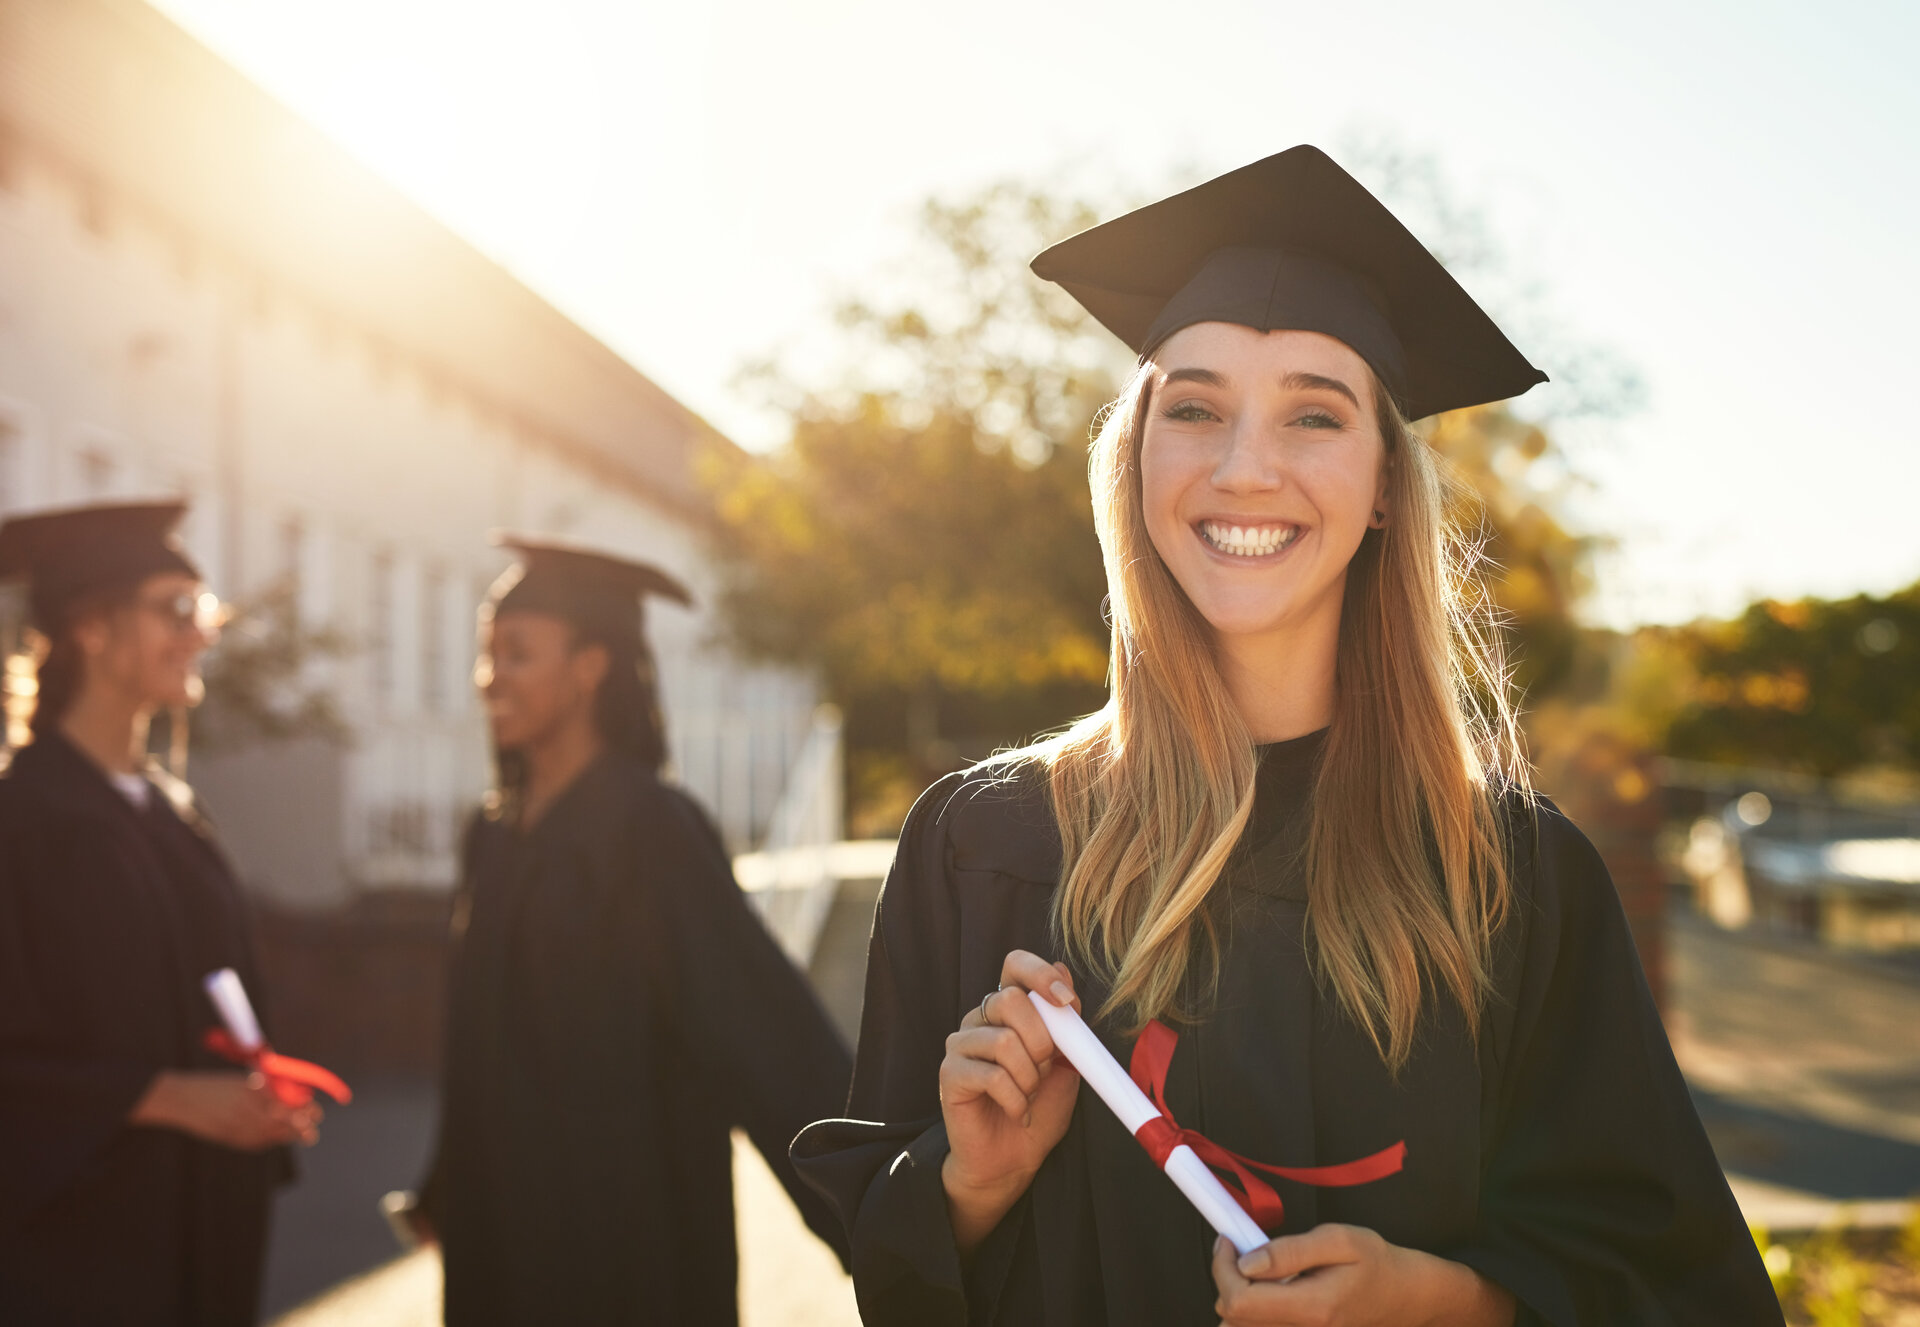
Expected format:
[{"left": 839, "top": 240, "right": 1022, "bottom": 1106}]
[{"left": 1199, "top": 521, "right": 1299, "bottom": 558}]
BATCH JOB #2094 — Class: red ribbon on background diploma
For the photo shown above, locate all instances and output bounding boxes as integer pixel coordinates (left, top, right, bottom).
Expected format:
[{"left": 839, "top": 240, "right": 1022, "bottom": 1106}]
[
  {"left": 1127, "top": 1019, "right": 1404, "bottom": 1231},
  {"left": 200, "top": 970, "right": 352, "bottom": 1107},
  {"left": 202, "top": 1027, "right": 353, "bottom": 1107}
]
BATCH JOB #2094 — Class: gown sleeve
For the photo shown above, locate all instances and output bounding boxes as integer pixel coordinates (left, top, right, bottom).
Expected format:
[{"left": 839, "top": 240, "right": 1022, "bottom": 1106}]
[
  {"left": 627, "top": 782, "right": 856, "bottom": 1270},
  {"left": 0, "top": 808, "right": 166, "bottom": 1236},
  {"left": 790, "top": 772, "right": 1013, "bottom": 1327},
  {"left": 1448, "top": 800, "right": 1783, "bottom": 1326}
]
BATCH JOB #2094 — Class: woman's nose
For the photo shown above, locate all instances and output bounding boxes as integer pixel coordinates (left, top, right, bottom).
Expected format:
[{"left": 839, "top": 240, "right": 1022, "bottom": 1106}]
[{"left": 1210, "top": 420, "right": 1285, "bottom": 493}]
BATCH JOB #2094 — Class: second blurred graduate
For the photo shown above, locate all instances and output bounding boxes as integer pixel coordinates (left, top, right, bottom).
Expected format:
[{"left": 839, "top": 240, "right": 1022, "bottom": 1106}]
[{"left": 412, "top": 537, "right": 852, "bottom": 1325}]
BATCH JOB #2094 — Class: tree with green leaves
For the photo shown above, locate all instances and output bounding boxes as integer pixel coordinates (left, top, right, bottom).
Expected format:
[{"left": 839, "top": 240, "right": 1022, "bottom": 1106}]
[
  {"left": 1427, "top": 403, "right": 1598, "bottom": 699},
  {"left": 1651, "top": 586, "right": 1920, "bottom": 776}
]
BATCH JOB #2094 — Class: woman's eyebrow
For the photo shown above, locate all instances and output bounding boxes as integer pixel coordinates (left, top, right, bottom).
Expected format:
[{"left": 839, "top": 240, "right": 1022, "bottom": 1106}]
[
  {"left": 1283, "top": 371, "right": 1360, "bottom": 408},
  {"left": 1160, "top": 367, "right": 1227, "bottom": 389},
  {"left": 1160, "top": 366, "right": 1359, "bottom": 409}
]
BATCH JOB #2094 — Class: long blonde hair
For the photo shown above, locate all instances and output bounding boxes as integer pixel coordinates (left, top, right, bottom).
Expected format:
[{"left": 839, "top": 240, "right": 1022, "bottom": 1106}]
[{"left": 1035, "top": 362, "right": 1530, "bottom": 1071}]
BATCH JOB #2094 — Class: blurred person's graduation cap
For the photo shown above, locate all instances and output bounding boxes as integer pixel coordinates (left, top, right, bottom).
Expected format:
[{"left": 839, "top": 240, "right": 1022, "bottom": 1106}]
[
  {"left": 0, "top": 501, "right": 201, "bottom": 631},
  {"left": 486, "top": 534, "right": 692, "bottom": 644},
  {"left": 1030, "top": 145, "right": 1548, "bottom": 420}
]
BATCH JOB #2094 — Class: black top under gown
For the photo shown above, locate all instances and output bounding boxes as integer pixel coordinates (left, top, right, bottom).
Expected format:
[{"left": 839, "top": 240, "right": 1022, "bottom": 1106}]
[
  {"left": 419, "top": 753, "right": 853, "bottom": 1326},
  {"left": 0, "top": 732, "right": 288, "bottom": 1327},
  {"left": 792, "top": 731, "right": 1782, "bottom": 1326}
]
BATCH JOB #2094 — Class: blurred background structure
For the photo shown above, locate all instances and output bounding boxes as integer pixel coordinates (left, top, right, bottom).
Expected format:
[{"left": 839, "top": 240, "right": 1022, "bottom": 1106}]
[
  {"left": 0, "top": 0, "right": 836, "bottom": 1032},
  {"left": 2, "top": 0, "right": 1917, "bottom": 1322},
  {"left": 0, "top": 1, "right": 847, "bottom": 1313}
]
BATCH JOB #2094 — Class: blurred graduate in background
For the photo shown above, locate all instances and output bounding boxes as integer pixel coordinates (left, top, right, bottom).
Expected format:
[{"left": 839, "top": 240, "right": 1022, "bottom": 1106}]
[
  {"left": 404, "top": 536, "right": 851, "bottom": 1325},
  {"left": 0, "top": 502, "right": 317, "bottom": 1327}
]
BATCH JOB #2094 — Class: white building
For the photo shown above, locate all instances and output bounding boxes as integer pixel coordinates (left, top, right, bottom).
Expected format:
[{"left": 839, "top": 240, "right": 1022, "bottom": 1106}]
[{"left": 0, "top": 0, "right": 827, "bottom": 910}]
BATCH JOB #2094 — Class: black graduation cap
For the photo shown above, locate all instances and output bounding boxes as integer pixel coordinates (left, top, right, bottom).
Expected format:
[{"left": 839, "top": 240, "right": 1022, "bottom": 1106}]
[
  {"left": 0, "top": 501, "right": 202, "bottom": 630},
  {"left": 1030, "top": 145, "right": 1547, "bottom": 420},
  {"left": 487, "top": 533, "right": 692, "bottom": 645}
]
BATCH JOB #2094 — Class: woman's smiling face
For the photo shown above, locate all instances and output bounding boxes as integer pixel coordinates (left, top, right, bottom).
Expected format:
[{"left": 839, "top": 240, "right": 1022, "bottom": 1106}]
[{"left": 1139, "top": 322, "right": 1388, "bottom": 647}]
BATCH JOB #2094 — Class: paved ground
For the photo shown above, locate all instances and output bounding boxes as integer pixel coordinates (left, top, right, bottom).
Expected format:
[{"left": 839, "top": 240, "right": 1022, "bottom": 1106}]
[
  {"left": 262, "top": 1077, "right": 439, "bottom": 1317},
  {"left": 266, "top": 885, "right": 1920, "bottom": 1323},
  {"left": 263, "top": 876, "right": 881, "bottom": 1326},
  {"left": 1667, "top": 909, "right": 1920, "bottom": 1226},
  {"left": 270, "top": 1134, "right": 856, "bottom": 1327}
]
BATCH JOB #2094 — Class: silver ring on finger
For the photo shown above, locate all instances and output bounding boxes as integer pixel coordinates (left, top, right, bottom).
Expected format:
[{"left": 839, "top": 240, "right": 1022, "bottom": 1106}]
[{"left": 979, "top": 984, "right": 1002, "bottom": 1026}]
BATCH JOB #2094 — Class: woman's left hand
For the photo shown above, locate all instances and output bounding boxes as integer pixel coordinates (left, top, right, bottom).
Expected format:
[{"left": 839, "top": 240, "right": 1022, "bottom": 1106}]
[{"left": 1211, "top": 1226, "right": 1516, "bottom": 1327}]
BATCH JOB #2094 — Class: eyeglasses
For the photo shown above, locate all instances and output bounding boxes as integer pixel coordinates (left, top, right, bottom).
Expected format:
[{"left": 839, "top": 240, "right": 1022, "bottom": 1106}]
[{"left": 136, "top": 590, "right": 227, "bottom": 634}]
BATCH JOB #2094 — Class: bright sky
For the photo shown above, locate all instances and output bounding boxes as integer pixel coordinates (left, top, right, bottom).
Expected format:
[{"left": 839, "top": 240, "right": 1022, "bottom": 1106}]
[{"left": 149, "top": 0, "right": 1920, "bottom": 629}]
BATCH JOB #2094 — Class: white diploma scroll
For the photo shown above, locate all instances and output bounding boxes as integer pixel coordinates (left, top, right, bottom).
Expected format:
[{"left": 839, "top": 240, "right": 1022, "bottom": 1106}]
[
  {"left": 1027, "top": 990, "right": 1269, "bottom": 1255},
  {"left": 203, "top": 968, "right": 265, "bottom": 1053}
]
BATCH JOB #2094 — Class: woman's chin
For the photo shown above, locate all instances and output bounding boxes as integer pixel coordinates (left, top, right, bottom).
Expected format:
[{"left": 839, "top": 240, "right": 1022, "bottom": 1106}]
[
  {"left": 1191, "top": 598, "right": 1305, "bottom": 642},
  {"left": 1186, "top": 577, "right": 1345, "bottom": 645}
]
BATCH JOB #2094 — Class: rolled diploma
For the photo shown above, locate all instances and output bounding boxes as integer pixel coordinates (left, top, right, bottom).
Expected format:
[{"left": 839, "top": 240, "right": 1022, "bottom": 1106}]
[
  {"left": 203, "top": 968, "right": 265, "bottom": 1053},
  {"left": 1028, "top": 990, "right": 1269, "bottom": 1255}
]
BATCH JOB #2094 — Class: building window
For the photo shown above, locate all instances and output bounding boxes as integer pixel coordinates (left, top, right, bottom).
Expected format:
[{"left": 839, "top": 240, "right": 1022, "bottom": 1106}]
[
  {"left": 370, "top": 549, "right": 395, "bottom": 704},
  {"left": 423, "top": 564, "right": 446, "bottom": 713}
]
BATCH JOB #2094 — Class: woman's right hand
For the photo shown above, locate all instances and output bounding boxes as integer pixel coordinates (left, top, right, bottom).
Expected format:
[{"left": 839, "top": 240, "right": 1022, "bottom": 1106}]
[
  {"left": 939, "top": 949, "right": 1082, "bottom": 1253},
  {"left": 129, "top": 1069, "right": 323, "bottom": 1151}
]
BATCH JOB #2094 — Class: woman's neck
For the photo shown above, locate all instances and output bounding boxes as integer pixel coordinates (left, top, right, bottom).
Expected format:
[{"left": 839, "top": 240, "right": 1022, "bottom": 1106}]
[
  {"left": 57, "top": 685, "right": 149, "bottom": 776},
  {"left": 517, "top": 716, "right": 607, "bottom": 830},
  {"left": 1213, "top": 608, "right": 1340, "bottom": 745}
]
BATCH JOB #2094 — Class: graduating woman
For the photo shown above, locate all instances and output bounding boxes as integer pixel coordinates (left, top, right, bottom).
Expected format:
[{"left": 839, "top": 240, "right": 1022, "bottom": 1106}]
[
  {"left": 792, "top": 148, "right": 1781, "bottom": 1326},
  {"left": 410, "top": 537, "right": 852, "bottom": 1325},
  {"left": 0, "top": 502, "right": 316, "bottom": 1327}
]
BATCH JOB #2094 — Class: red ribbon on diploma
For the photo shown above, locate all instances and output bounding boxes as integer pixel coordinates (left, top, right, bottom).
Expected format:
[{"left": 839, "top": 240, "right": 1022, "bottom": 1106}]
[
  {"left": 203, "top": 1028, "right": 354, "bottom": 1107},
  {"left": 1127, "top": 1019, "right": 1404, "bottom": 1231}
]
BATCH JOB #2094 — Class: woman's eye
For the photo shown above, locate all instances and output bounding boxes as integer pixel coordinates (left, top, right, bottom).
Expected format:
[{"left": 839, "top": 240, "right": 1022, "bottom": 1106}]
[
  {"left": 1294, "top": 410, "right": 1344, "bottom": 430},
  {"left": 1164, "top": 401, "right": 1218, "bottom": 423}
]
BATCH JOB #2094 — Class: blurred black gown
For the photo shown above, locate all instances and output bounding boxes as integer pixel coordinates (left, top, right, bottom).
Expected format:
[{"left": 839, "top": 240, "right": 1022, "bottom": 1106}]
[
  {"left": 792, "top": 731, "right": 1783, "bottom": 1326},
  {"left": 420, "top": 753, "right": 853, "bottom": 1325},
  {"left": 0, "top": 732, "right": 287, "bottom": 1326}
]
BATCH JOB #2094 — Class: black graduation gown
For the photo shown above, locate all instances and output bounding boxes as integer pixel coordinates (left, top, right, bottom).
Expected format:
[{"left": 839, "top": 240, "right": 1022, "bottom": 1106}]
[
  {"left": 0, "top": 732, "right": 287, "bottom": 1327},
  {"left": 791, "top": 732, "right": 1783, "bottom": 1326},
  {"left": 419, "top": 753, "right": 853, "bottom": 1325}
]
